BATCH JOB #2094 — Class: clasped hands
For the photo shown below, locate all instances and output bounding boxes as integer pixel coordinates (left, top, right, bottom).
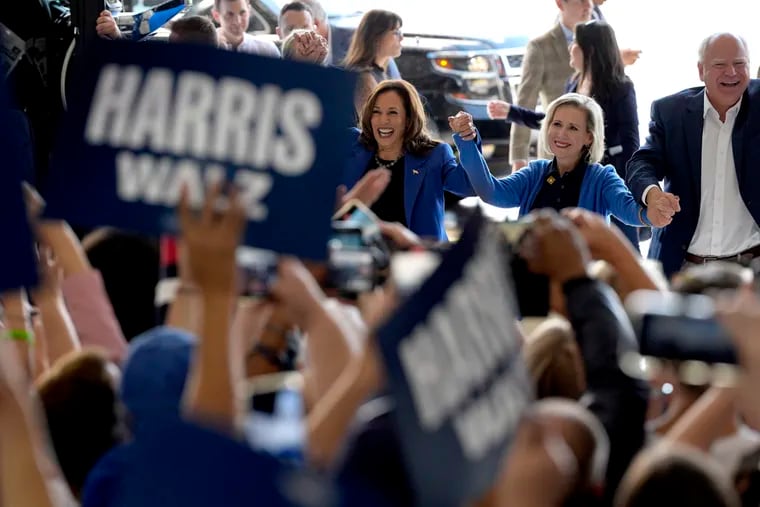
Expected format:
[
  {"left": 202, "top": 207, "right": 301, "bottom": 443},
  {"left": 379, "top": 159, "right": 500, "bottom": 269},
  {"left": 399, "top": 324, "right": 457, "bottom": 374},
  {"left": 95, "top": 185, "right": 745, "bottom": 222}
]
[
  {"left": 645, "top": 187, "right": 681, "bottom": 228},
  {"left": 447, "top": 111, "right": 477, "bottom": 141}
]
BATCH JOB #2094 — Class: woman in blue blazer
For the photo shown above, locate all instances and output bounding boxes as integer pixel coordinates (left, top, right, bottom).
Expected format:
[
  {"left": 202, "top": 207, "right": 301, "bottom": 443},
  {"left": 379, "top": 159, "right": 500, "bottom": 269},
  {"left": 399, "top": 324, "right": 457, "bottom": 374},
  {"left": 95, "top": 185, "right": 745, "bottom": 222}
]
[
  {"left": 488, "top": 20, "right": 642, "bottom": 245},
  {"left": 451, "top": 93, "right": 670, "bottom": 229},
  {"left": 342, "top": 79, "right": 476, "bottom": 240}
]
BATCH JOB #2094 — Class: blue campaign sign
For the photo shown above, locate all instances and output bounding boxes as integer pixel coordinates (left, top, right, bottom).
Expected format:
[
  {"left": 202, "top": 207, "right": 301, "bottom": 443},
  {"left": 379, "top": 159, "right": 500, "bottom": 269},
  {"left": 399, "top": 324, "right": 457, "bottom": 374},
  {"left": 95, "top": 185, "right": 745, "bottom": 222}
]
[
  {"left": 0, "top": 77, "right": 38, "bottom": 291},
  {"left": 43, "top": 40, "right": 356, "bottom": 260},
  {"left": 129, "top": 0, "right": 185, "bottom": 40},
  {"left": 376, "top": 210, "right": 534, "bottom": 506}
]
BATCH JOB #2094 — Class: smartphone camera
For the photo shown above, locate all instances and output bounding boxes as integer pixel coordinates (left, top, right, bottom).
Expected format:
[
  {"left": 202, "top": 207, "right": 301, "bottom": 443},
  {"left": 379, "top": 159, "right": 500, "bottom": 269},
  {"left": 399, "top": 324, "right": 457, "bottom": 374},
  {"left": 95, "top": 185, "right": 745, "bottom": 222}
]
[
  {"left": 499, "top": 220, "right": 551, "bottom": 318},
  {"left": 237, "top": 247, "right": 278, "bottom": 298},
  {"left": 327, "top": 222, "right": 377, "bottom": 296}
]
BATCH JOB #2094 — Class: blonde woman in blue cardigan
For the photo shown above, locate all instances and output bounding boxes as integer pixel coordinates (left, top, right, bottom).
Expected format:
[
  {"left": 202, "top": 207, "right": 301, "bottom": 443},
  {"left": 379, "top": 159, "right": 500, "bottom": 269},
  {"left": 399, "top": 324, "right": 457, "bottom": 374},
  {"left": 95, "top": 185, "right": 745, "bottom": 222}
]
[{"left": 449, "top": 93, "right": 672, "bottom": 229}]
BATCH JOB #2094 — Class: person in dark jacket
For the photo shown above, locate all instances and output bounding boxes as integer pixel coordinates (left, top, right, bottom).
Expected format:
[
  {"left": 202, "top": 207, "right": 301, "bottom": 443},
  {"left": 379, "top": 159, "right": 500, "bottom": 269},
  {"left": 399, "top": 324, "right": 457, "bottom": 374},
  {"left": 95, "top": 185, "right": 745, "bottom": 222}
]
[{"left": 521, "top": 209, "right": 650, "bottom": 505}]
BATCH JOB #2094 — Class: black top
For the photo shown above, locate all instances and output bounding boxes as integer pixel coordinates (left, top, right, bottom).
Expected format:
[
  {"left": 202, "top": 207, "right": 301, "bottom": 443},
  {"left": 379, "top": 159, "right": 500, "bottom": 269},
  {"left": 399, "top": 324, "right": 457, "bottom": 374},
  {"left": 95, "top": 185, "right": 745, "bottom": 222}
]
[
  {"left": 366, "top": 155, "right": 406, "bottom": 226},
  {"left": 529, "top": 158, "right": 588, "bottom": 212}
]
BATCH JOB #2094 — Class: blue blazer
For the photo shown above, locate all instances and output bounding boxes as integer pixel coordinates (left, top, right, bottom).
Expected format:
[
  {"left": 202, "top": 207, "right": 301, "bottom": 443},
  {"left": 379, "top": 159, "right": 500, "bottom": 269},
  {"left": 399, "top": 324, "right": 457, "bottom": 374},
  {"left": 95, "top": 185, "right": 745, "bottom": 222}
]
[
  {"left": 343, "top": 129, "right": 477, "bottom": 240},
  {"left": 507, "top": 79, "right": 639, "bottom": 178},
  {"left": 627, "top": 81, "right": 760, "bottom": 276},
  {"left": 453, "top": 134, "right": 650, "bottom": 226}
]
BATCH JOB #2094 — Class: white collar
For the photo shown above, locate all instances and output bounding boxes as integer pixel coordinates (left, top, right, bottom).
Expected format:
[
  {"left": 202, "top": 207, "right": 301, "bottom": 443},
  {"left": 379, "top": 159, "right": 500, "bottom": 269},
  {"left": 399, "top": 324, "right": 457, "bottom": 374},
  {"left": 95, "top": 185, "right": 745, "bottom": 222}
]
[{"left": 703, "top": 91, "right": 742, "bottom": 120}]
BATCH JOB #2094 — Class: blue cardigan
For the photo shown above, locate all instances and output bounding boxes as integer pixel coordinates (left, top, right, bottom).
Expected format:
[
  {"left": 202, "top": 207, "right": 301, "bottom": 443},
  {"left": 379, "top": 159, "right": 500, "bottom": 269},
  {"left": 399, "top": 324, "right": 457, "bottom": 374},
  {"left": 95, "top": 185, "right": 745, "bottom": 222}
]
[
  {"left": 343, "top": 129, "right": 477, "bottom": 240},
  {"left": 453, "top": 134, "right": 651, "bottom": 226}
]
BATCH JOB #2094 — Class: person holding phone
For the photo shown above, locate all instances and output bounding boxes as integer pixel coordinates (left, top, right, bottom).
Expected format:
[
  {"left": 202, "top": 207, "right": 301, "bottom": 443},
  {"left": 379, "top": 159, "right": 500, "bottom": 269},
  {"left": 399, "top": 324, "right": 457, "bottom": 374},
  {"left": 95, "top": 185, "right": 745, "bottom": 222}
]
[{"left": 342, "top": 79, "right": 477, "bottom": 241}]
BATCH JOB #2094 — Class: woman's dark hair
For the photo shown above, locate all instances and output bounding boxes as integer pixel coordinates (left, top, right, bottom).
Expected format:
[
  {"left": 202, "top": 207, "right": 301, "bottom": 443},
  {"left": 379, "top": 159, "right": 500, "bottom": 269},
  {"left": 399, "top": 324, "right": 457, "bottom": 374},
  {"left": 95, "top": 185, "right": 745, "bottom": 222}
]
[
  {"left": 358, "top": 79, "right": 438, "bottom": 157},
  {"left": 574, "top": 20, "right": 628, "bottom": 104},
  {"left": 37, "top": 350, "right": 128, "bottom": 499},
  {"left": 343, "top": 9, "right": 402, "bottom": 69}
]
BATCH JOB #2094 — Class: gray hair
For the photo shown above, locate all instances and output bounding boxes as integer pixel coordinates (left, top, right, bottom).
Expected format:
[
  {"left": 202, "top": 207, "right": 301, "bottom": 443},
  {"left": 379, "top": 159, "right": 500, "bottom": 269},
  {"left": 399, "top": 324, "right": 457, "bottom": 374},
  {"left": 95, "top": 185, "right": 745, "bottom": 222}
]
[
  {"left": 698, "top": 32, "right": 750, "bottom": 63},
  {"left": 539, "top": 93, "right": 605, "bottom": 164},
  {"left": 298, "top": 0, "right": 326, "bottom": 22}
]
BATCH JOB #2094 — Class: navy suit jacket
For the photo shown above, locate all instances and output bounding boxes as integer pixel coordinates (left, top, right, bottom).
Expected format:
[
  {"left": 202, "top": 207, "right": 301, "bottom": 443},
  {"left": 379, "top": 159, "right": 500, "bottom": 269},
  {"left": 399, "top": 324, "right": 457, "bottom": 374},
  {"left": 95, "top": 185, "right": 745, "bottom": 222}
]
[
  {"left": 626, "top": 80, "right": 760, "bottom": 276},
  {"left": 342, "top": 129, "right": 477, "bottom": 240}
]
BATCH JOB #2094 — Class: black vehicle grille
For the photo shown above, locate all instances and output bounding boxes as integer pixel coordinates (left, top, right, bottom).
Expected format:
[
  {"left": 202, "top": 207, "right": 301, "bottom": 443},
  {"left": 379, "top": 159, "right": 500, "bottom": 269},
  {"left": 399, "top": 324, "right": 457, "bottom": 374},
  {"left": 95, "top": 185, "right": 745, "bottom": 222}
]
[
  {"left": 506, "top": 54, "right": 523, "bottom": 68},
  {"left": 396, "top": 51, "right": 433, "bottom": 80}
]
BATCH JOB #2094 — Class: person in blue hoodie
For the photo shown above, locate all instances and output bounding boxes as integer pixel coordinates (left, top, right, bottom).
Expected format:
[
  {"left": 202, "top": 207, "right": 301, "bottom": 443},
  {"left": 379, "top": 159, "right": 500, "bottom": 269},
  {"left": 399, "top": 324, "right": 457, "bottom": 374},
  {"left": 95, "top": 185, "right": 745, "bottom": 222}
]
[{"left": 448, "top": 93, "right": 671, "bottom": 230}]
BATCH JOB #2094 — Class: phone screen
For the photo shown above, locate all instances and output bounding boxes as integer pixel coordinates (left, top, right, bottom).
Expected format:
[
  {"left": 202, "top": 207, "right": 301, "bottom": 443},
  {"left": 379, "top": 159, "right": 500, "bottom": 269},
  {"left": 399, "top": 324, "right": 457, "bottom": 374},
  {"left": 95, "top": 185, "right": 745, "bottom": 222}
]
[
  {"left": 328, "top": 248, "right": 375, "bottom": 294},
  {"left": 237, "top": 247, "right": 278, "bottom": 298},
  {"left": 333, "top": 199, "right": 381, "bottom": 244}
]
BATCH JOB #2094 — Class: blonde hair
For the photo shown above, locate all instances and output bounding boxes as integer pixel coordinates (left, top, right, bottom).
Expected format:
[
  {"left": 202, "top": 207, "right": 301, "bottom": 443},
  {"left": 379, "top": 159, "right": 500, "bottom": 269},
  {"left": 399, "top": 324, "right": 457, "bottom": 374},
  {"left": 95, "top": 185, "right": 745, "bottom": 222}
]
[
  {"left": 523, "top": 317, "right": 585, "bottom": 400},
  {"left": 539, "top": 93, "right": 605, "bottom": 164}
]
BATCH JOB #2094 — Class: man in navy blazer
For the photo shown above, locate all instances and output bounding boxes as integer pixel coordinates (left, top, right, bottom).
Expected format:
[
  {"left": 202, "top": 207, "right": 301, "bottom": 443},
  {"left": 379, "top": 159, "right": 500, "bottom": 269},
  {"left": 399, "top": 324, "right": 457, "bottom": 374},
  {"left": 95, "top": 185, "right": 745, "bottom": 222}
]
[{"left": 627, "top": 33, "right": 760, "bottom": 277}]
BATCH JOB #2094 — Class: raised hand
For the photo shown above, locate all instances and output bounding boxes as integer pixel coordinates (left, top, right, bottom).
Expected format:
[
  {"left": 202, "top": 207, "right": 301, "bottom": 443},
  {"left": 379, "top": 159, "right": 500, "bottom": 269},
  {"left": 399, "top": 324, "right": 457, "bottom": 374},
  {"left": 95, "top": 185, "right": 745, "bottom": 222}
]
[
  {"left": 337, "top": 168, "right": 391, "bottom": 209},
  {"left": 645, "top": 187, "right": 680, "bottom": 226},
  {"left": 520, "top": 210, "right": 590, "bottom": 283},
  {"left": 178, "top": 182, "right": 247, "bottom": 295},
  {"left": 96, "top": 10, "right": 122, "bottom": 40},
  {"left": 562, "top": 207, "right": 627, "bottom": 260},
  {"left": 269, "top": 257, "right": 326, "bottom": 328},
  {"left": 292, "top": 31, "right": 328, "bottom": 63},
  {"left": 621, "top": 48, "right": 642, "bottom": 66},
  {"left": 448, "top": 111, "right": 477, "bottom": 141},
  {"left": 487, "top": 100, "right": 511, "bottom": 120},
  {"left": 377, "top": 220, "right": 422, "bottom": 250}
]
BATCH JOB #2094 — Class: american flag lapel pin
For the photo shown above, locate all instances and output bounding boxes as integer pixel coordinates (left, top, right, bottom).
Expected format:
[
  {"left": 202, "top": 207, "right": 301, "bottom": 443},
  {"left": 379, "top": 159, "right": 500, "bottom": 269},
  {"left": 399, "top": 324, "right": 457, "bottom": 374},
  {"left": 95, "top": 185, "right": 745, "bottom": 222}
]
[{"left": 412, "top": 168, "right": 420, "bottom": 175}]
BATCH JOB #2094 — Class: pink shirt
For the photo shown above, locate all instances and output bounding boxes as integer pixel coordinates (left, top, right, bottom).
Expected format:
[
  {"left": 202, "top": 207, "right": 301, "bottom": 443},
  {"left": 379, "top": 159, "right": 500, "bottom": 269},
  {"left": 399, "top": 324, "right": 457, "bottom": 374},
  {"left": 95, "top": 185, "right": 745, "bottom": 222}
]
[{"left": 62, "top": 270, "right": 128, "bottom": 364}]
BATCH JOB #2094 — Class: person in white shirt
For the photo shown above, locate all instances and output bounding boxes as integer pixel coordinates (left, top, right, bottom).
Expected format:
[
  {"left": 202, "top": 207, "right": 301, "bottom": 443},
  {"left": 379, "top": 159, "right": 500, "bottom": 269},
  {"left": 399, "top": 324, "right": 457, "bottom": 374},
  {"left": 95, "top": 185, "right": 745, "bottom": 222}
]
[
  {"left": 626, "top": 32, "right": 760, "bottom": 277},
  {"left": 212, "top": 0, "right": 280, "bottom": 58}
]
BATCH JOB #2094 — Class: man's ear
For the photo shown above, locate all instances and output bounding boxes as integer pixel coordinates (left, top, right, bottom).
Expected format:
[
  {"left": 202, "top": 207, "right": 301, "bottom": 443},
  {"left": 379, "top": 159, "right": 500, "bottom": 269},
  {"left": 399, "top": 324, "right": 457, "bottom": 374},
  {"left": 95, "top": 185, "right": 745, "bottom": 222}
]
[
  {"left": 698, "top": 62, "right": 705, "bottom": 82},
  {"left": 212, "top": 9, "right": 221, "bottom": 24},
  {"left": 275, "top": 26, "right": 281, "bottom": 38}
]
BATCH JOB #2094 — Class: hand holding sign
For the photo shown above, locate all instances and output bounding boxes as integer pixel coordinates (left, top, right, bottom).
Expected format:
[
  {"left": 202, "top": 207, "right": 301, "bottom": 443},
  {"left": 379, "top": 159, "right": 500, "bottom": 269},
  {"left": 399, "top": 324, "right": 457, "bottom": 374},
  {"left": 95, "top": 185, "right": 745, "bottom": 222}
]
[
  {"left": 178, "top": 183, "right": 246, "bottom": 295},
  {"left": 376, "top": 210, "right": 533, "bottom": 506},
  {"left": 520, "top": 210, "right": 590, "bottom": 284},
  {"left": 44, "top": 41, "right": 356, "bottom": 260}
]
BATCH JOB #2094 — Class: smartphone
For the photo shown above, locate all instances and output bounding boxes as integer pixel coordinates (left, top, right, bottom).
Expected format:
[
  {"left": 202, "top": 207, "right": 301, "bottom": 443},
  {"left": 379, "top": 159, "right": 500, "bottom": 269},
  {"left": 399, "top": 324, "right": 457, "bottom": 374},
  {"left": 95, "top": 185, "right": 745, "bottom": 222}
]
[
  {"left": 328, "top": 248, "right": 375, "bottom": 295},
  {"left": 236, "top": 247, "right": 278, "bottom": 298},
  {"left": 333, "top": 198, "right": 381, "bottom": 244},
  {"left": 626, "top": 290, "right": 738, "bottom": 364},
  {"left": 500, "top": 221, "right": 550, "bottom": 318}
]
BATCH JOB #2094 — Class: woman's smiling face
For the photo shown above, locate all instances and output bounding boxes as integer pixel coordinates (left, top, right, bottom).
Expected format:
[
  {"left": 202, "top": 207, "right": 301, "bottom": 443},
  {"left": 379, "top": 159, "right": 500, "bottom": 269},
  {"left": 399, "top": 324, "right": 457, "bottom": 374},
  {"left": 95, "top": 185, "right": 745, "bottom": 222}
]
[{"left": 371, "top": 90, "right": 407, "bottom": 151}]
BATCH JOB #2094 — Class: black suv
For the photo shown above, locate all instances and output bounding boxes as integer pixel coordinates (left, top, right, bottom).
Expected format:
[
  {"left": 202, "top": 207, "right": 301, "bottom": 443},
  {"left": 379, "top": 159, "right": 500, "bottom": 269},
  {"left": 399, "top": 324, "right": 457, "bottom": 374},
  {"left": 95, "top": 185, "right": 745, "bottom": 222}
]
[{"left": 132, "top": 0, "right": 535, "bottom": 173}]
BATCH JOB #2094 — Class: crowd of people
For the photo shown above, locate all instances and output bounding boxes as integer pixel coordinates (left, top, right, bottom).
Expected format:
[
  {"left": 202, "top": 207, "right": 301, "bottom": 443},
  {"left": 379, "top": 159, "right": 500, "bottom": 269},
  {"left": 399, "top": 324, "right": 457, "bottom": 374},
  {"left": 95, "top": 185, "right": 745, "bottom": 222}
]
[{"left": 3, "top": 0, "right": 760, "bottom": 506}]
